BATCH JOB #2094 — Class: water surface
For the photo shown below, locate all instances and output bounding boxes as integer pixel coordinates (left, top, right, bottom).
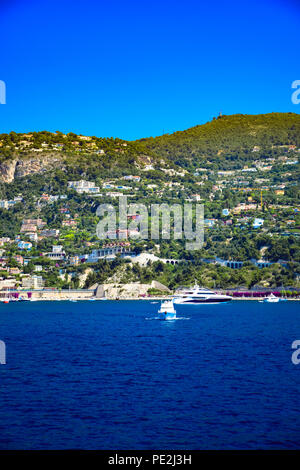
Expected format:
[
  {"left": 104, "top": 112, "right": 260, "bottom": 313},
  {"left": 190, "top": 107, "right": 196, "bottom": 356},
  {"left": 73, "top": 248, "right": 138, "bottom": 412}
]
[{"left": 0, "top": 300, "right": 299, "bottom": 449}]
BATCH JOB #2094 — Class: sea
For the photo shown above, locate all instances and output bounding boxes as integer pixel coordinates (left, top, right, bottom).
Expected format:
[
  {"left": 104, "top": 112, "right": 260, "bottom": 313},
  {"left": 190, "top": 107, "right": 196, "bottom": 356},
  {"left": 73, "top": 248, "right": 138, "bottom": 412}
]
[{"left": 0, "top": 299, "right": 299, "bottom": 450}]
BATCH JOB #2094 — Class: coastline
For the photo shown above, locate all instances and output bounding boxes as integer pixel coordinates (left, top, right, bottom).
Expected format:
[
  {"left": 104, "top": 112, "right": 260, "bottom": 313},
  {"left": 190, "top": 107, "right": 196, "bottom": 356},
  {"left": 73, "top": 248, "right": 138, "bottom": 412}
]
[
  {"left": 1, "top": 288, "right": 299, "bottom": 302},
  {"left": 2, "top": 293, "right": 299, "bottom": 302}
]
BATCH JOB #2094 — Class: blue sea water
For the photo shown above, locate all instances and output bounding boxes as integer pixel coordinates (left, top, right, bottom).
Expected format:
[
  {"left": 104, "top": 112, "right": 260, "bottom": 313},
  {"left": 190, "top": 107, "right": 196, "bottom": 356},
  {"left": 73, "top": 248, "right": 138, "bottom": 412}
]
[{"left": 0, "top": 300, "right": 300, "bottom": 450}]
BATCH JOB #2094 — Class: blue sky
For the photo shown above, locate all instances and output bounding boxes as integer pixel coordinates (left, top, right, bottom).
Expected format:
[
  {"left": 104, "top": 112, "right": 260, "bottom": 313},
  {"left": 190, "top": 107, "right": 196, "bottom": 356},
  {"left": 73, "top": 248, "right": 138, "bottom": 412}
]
[{"left": 0, "top": 0, "right": 299, "bottom": 140}]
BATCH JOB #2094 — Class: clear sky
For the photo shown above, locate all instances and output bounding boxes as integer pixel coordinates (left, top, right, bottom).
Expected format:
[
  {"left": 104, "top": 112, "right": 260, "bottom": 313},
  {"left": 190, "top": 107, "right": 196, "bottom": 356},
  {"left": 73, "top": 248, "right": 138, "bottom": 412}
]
[{"left": 0, "top": 0, "right": 299, "bottom": 140}]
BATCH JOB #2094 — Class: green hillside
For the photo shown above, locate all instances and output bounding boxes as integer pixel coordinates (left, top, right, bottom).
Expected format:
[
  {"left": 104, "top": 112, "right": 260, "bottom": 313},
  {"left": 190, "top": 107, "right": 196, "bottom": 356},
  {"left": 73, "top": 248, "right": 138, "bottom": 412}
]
[
  {"left": 0, "top": 113, "right": 300, "bottom": 179},
  {"left": 137, "top": 112, "right": 300, "bottom": 170},
  {"left": 0, "top": 112, "right": 299, "bottom": 290}
]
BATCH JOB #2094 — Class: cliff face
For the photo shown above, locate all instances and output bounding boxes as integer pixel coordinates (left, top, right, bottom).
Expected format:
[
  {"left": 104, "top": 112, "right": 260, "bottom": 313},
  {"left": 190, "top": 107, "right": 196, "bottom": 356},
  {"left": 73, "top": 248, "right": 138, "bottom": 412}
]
[
  {"left": 0, "top": 159, "right": 18, "bottom": 183},
  {"left": 0, "top": 155, "right": 63, "bottom": 183}
]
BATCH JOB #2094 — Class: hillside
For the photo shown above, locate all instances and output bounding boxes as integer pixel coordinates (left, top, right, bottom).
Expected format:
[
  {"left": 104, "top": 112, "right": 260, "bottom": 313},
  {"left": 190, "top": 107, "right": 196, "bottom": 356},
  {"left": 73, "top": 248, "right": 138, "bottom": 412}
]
[
  {"left": 0, "top": 112, "right": 299, "bottom": 290},
  {"left": 0, "top": 112, "right": 300, "bottom": 182},
  {"left": 137, "top": 112, "right": 300, "bottom": 170}
]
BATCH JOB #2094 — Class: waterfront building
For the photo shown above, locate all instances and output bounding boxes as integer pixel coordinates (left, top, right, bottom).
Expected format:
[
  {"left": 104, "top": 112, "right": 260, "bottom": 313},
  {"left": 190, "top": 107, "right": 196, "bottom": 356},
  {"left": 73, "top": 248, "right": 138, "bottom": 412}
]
[
  {"left": 0, "top": 278, "right": 17, "bottom": 290},
  {"left": 21, "top": 275, "right": 44, "bottom": 290}
]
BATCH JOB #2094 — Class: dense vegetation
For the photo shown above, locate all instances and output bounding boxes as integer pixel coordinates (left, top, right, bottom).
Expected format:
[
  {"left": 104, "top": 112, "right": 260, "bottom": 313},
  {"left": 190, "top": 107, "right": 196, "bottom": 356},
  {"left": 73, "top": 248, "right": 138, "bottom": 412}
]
[
  {"left": 138, "top": 112, "right": 300, "bottom": 170},
  {"left": 0, "top": 112, "right": 300, "bottom": 290}
]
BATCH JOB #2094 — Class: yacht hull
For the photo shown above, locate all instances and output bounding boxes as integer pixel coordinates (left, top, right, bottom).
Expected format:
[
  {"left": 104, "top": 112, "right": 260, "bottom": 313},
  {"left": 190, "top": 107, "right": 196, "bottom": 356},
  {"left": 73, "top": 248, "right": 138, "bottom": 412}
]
[{"left": 174, "top": 297, "right": 232, "bottom": 305}]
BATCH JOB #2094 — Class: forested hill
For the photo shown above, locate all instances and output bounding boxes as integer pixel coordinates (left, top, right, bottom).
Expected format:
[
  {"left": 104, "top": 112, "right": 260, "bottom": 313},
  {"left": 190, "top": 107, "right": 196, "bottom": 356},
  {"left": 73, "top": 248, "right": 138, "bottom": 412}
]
[
  {"left": 137, "top": 112, "right": 300, "bottom": 169},
  {"left": 0, "top": 112, "right": 300, "bottom": 182}
]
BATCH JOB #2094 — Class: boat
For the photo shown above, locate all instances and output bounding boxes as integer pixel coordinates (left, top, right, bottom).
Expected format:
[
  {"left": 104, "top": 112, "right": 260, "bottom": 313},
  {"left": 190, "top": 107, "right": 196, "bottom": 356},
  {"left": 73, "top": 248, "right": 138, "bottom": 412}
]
[
  {"left": 264, "top": 293, "right": 280, "bottom": 303},
  {"left": 173, "top": 283, "right": 232, "bottom": 305},
  {"left": 158, "top": 299, "right": 176, "bottom": 320},
  {"left": 1, "top": 298, "right": 10, "bottom": 304}
]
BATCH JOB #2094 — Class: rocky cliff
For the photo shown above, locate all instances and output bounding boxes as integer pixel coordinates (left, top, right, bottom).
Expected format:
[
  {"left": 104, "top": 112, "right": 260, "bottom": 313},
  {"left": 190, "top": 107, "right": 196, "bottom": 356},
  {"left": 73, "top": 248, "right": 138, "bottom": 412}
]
[{"left": 0, "top": 155, "right": 63, "bottom": 183}]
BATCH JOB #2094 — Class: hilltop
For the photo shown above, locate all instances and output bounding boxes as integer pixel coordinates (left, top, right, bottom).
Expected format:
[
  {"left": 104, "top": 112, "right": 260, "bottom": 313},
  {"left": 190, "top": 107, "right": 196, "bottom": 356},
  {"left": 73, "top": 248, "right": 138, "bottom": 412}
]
[
  {"left": 0, "top": 112, "right": 300, "bottom": 182},
  {"left": 137, "top": 112, "right": 300, "bottom": 169}
]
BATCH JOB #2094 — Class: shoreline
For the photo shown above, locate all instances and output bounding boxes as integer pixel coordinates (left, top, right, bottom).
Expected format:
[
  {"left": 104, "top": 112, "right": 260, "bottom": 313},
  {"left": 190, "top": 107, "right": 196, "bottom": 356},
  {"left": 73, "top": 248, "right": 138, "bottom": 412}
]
[
  {"left": 1, "top": 296, "right": 299, "bottom": 302},
  {"left": 1, "top": 289, "right": 299, "bottom": 302}
]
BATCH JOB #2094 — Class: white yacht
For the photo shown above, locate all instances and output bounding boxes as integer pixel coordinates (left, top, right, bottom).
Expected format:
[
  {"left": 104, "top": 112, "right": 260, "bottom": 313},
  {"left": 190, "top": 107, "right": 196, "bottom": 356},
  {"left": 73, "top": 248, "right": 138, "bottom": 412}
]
[
  {"left": 158, "top": 299, "right": 177, "bottom": 320},
  {"left": 173, "top": 283, "right": 232, "bottom": 305},
  {"left": 264, "top": 293, "right": 280, "bottom": 303}
]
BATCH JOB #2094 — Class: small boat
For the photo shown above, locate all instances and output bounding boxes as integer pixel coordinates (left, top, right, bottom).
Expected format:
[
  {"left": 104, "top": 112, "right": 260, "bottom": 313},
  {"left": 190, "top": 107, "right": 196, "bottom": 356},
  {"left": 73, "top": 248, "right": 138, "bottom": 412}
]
[
  {"left": 264, "top": 293, "right": 280, "bottom": 303},
  {"left": 69, "top": 299, "right": 77, "bottom": 302},
  {"left": 158, "top": 299, "right": 176, "bottom": 320},
  {"left": 1, "top": 298, "right": 10, "bottom": 304}
]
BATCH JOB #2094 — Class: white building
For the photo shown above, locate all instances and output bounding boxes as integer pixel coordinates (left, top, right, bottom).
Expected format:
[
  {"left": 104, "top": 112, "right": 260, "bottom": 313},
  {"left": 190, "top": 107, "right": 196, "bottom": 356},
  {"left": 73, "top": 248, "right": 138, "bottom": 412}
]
[
  {"left": 68, "top": 180, "right": 100, "bottom": 194},
  {"left": 21, "top": 275, "right": 44, "bottom": 290},
  {"left": 45, "top": 246, "right": 66, "bottom": 260}
]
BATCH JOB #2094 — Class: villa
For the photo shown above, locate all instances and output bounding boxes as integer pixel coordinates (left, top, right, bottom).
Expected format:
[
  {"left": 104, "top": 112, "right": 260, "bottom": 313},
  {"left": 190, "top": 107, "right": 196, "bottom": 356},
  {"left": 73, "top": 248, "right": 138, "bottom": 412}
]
[{"left": 68, "top": 180, "right": 100, "bottom": 194}]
